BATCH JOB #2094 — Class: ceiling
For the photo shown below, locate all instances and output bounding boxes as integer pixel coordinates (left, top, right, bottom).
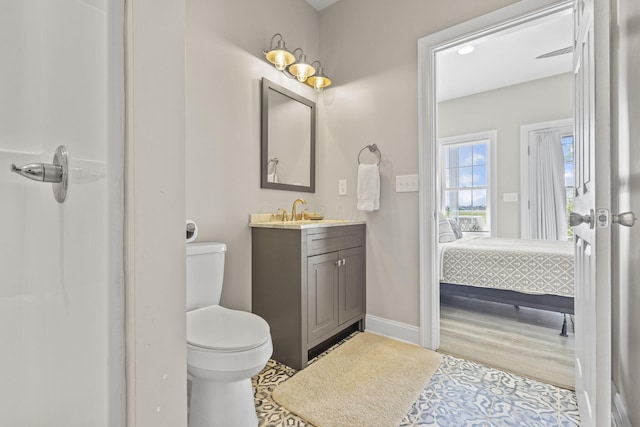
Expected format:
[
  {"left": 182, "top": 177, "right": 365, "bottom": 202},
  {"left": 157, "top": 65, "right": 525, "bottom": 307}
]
[
  {"left": 436, "top": 10, "right": 573, "bottom": 100},
  {"left": 305, "top": 0, "right": 339, "bottom": 11}
]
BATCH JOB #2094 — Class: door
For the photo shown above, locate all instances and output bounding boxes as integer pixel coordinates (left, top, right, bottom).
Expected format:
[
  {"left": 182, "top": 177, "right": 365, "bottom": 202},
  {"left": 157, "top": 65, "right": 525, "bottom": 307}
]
[
  {"left": 572, "top": 0, "right": 611, "bottom": 425},
  {"left": 0, "top": 1, "right": 124, "bottom": 426},
  {"left": 307, "top": 252, "right": 339, "bottom": 343},
  {"left": 610, "top": 0, "right": 640, "bottom": 423},
  {"left": 338, "top": 247, "right": 365, "bottom": 324}
]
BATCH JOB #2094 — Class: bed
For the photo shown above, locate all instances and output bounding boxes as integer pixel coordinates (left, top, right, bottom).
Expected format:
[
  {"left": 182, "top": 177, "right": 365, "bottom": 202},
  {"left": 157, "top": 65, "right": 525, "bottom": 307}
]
[{"left": 439, "top": 236, "right": 574, "bottom": 335}]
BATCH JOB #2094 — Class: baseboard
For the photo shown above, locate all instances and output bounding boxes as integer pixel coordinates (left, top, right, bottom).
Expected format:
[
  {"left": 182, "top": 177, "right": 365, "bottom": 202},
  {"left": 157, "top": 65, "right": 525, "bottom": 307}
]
[
  {"left": 611, "top": 382, "right": 631, "bottom": 427},
  {"left": 364, "top": 314, "right": 421, "bottom": 345}
]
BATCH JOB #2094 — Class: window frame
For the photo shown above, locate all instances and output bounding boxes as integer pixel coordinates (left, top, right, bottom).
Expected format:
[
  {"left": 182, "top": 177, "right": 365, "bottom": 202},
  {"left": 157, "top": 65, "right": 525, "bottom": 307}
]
[{"left": 438, "top": 130, "right": 498, "bottom": 237}]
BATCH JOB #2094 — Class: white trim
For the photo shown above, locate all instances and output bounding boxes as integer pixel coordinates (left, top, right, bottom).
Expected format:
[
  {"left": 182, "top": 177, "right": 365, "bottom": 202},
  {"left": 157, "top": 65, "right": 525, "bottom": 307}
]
[
  {"left": 417, "top": 0, "right": 574, "bottom": 351},
  {"left": 108, "top": 1, "right": 126, "bottom": 425},
  {"left": 520, "top": 118, "right": 573, "bottom": 239},
  {"left": 365, "top": 315, "right": 421, "bottom": 345},
  {"left": 611, "top": 381, "right": 632, "bottom": 427},
  {"left": 438, "top": 130, "right": 498, "bottom": 237}
]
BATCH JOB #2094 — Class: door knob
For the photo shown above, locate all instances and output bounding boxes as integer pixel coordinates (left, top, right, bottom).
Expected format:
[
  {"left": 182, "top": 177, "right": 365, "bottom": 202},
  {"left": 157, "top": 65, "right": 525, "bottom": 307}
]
[
  {"left": 9, "top": 145, "right": 69, "bottom": 203},
  {"left": 11, "top": 162, "right": 63, "bottom": 183},
  {"left": 612, "top": 211, "right": 636, "bottom": 227},
  {"left": 569, "top": 210, "right": 594, "bottom": 228}
]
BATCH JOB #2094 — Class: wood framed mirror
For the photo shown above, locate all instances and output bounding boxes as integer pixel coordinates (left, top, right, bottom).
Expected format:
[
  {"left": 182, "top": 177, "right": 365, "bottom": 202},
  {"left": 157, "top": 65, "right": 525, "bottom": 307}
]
[{"left": 261, "top": 78, "right": 316, "bottom": 193}]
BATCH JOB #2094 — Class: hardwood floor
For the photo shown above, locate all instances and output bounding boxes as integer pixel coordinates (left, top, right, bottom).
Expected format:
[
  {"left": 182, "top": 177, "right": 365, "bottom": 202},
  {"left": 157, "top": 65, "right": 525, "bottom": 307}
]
[{"left": 439, "top": 294, "right": 575, "bottom": 390}]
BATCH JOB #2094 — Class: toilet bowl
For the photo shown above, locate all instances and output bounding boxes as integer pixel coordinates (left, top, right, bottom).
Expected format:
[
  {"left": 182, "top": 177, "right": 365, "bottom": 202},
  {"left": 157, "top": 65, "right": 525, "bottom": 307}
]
[{"left": 186, "top": 242, "right": 272, "bottom": 427}]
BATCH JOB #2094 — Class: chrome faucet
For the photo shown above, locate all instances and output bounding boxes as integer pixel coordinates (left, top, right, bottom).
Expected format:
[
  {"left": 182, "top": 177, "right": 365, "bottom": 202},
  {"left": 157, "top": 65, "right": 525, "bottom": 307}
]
[{"left": 291, "top": 198, "right": 307, "bottom": 221}]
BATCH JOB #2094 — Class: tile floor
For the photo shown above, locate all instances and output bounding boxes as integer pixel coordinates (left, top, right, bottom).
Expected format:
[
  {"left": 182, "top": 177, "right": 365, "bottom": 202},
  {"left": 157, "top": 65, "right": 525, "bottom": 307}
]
[{"left": 252, "top": 333, "right": 580, "bottom": 427}]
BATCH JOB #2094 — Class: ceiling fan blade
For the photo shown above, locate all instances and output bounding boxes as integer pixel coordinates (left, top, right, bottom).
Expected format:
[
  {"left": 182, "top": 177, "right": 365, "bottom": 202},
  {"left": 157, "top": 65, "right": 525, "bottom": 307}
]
[{"left": 536, "top": 46, "right": 573, "bottom": 59}]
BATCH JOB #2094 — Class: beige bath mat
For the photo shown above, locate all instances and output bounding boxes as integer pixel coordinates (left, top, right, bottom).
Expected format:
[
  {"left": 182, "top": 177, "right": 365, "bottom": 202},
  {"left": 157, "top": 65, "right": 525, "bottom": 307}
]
[{"left": 272, "top": 332, "right": 441, "bottom": 427}]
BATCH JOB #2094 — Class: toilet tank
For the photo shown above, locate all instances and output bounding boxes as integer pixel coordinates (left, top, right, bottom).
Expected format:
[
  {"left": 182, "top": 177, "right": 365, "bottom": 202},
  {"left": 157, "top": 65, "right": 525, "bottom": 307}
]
[{"left": 186, "top": 242, "right": 226, "bottom": 311}]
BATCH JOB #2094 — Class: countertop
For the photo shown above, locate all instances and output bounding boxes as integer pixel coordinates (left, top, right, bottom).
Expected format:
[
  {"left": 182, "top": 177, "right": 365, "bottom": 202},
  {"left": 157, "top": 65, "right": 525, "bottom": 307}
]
[{"left": 249, "top": 213, "right": 365, "bottom": 229}]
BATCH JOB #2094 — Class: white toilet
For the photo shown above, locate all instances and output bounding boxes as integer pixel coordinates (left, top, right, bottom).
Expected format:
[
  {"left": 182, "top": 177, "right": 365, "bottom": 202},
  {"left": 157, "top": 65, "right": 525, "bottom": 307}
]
[{"left": 186, "top": 242, "right": 272, "bottom": 427}]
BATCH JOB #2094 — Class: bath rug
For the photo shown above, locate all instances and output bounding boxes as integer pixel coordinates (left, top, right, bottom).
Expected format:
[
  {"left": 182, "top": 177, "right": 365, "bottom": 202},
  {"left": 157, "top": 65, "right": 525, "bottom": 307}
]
[{"left": 272, "top": 332, "right": 441, "bottom": 427}]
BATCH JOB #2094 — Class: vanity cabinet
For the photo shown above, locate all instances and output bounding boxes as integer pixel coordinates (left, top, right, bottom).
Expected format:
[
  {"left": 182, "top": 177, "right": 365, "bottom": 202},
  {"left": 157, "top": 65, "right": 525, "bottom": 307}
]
[{"left": 251, "top": 224, "right": 365, "bottom": 370}]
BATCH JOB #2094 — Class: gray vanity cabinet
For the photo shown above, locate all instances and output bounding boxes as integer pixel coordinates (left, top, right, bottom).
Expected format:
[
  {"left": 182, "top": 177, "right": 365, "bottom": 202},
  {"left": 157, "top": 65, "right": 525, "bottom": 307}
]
[
  {"left": 307, "top": 245, "right": 364, "bottom": 343},
  {"left": 251, "top": 224, "right": 365, "bottom": 370}
]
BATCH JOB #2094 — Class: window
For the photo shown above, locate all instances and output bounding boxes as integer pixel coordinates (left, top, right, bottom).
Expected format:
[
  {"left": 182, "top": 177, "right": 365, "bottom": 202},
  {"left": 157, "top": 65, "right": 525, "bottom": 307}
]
[
  {"left": 440, "top": 132, "right": 495, "bottom": 235},
  {"left": 561, "top": 134, "right": 574, "bottom": 237},
  {"left": 520, "top": 120, "right": 574, "bottom": 240}
]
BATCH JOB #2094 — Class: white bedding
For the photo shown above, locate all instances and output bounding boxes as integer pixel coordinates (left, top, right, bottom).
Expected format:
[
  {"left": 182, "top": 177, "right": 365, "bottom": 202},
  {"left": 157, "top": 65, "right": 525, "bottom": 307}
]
[{"left": 440, "top": 237, "right": 574, "bottom": 297}]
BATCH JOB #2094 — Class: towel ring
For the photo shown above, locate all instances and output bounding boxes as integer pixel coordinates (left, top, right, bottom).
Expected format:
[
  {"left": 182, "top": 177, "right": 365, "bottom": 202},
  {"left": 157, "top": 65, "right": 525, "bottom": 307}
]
[{"left": 357, "top": 144, "right": 381, "bottom": 165}]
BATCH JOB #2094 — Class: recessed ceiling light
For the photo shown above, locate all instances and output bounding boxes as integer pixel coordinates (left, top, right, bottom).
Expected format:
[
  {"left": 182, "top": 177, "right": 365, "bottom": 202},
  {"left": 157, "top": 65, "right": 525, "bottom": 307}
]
[{"left": 457, "top": 45, "right": 475, "bottom": 55}]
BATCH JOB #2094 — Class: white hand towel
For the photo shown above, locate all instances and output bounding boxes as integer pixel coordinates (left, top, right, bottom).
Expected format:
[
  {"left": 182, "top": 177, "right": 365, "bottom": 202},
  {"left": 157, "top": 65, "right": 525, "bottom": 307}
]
[{"left": 357, "top": 164, "right": 380, "bottom": 211}]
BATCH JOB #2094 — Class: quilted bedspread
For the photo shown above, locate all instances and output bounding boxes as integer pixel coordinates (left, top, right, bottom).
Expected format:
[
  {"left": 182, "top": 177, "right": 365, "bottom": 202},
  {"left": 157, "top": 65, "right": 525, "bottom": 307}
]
[{"left": 440, "top": 237, "right": 574, "bottom": 297}]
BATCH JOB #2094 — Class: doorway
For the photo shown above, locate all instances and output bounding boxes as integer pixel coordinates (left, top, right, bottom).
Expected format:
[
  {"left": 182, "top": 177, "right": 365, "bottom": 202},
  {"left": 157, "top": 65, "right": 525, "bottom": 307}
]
[{"left": 417, "top": 0, "right": 575, "bottom": 388}]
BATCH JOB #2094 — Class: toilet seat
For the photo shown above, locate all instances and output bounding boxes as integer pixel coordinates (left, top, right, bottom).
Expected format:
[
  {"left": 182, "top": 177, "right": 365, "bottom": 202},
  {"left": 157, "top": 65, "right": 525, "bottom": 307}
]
[{"left": 187, "top": 305, "right": 270, "bottom": 352}]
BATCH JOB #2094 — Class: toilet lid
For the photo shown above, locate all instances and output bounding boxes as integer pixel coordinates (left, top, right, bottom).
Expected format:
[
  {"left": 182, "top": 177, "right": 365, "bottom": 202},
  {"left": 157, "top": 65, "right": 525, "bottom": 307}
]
[{"left": 187, "top": 305, "right": 270, "bottom": 352}]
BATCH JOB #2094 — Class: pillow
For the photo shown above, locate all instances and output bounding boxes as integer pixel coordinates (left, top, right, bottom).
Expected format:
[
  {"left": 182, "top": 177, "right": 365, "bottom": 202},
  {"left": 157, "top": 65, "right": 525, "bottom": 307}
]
[
  {"left": 449, "top": 219, "right": 463, "bottom": 239},
  {"left": 438, "top": 212, "right": 456, "bottom": 243}
]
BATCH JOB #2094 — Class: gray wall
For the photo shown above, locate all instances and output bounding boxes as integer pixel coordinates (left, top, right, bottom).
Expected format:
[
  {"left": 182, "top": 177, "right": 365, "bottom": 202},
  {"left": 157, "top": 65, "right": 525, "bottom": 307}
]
[
  {"left": 186, "top": 0, "right": 320, "bottom": 311},
  {"left": 185, "top": 0, "right": 518, "bottom": 326},
  {"left": 438, "top": 73, "right": 574, "bottom": 238}
]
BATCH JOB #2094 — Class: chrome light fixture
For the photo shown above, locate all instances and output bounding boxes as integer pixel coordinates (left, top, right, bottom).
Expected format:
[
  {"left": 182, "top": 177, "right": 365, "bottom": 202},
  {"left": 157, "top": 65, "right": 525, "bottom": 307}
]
[{"left": 264, "top": 33, "right": 332, "bottom": 91}]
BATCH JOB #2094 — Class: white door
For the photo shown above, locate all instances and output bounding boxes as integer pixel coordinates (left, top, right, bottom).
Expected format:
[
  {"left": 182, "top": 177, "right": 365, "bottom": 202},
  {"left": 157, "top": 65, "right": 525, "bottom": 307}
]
[
  {"left": 571, "top": 0, "right": 611, "bottom": 425},
  {"left": 0, "top": 1, "right": 124, "bottom": 426}
]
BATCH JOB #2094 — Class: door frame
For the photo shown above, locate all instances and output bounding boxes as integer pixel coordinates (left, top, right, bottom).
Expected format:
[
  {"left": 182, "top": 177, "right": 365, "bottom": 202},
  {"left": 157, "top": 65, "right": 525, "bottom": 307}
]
[{"left": 417, "top": 0, "right": 573, "bottom": 350}]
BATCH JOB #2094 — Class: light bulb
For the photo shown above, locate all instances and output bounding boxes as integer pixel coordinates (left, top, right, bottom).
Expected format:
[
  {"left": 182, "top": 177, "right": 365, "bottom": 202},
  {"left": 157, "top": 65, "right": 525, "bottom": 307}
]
[{"left": 274, "top": 54, "right": 287, "bottom": 70}]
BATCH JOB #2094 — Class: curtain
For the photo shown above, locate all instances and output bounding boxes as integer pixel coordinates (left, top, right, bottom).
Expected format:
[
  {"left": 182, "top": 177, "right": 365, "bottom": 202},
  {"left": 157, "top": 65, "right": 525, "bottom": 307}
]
[{"left": 531, "top": 130, "right": 568, "bottom": 240}]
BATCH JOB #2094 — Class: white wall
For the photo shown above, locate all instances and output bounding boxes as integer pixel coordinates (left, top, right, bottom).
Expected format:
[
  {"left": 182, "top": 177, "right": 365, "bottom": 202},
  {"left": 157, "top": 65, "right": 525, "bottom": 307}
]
[
  {"left": 438, "top": 73, "right": 573, "bottom": 238},
  {"left": 126, "top": 0, "right": 187, "bottom": 426}
]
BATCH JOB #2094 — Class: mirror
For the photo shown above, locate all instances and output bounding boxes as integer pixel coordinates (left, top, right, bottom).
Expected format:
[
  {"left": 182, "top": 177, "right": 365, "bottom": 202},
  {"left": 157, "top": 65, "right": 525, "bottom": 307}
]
[{"left": 261, "top": 78, "right": 316, "bottom": 193}]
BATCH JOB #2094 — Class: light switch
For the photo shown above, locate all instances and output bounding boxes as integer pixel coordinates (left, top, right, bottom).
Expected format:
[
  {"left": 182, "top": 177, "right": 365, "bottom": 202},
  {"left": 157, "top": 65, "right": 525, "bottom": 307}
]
[
  {"left": 396, "top": 174, "right": 419, "bottom": 192},
  {"left": 503, "top": 192, "right": 519, "bottom": 202},
  {"left": 338, "top": 179, "right": 347, "bottom": 196}
]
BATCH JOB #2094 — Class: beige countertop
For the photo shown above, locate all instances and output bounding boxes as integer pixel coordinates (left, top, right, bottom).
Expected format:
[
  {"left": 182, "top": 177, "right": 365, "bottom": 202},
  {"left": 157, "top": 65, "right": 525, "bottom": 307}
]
[{"left": 249, "top": 213, "right": 365, "bottom": 229}]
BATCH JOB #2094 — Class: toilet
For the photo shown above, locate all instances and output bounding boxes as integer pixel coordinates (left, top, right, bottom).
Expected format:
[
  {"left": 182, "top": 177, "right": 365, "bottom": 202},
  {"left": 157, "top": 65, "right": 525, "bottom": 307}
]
[{"left": 186, "top": 242, "right": 272, "bottom": 427}]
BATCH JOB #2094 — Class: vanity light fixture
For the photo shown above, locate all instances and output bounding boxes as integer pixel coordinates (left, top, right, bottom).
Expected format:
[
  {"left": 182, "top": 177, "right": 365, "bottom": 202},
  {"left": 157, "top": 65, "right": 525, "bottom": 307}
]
[
  {"left": 264, "top": 33, "right": 296, "bottom": 71},
  {"left": 288, "top": 48, "right": 316, "bottom": 82},
  {"left": 306, "top": 61, "right": 332, "bottom": 92},
  {"left": 264, "top": 33, "right": 333, "bottom": 91}
]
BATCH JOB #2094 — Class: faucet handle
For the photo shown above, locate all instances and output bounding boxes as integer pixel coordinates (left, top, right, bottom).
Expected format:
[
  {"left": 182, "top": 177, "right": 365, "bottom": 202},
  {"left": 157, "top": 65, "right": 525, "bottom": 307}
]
[{"left": 277, "top": 208, "right": 288, "bottom": 221}]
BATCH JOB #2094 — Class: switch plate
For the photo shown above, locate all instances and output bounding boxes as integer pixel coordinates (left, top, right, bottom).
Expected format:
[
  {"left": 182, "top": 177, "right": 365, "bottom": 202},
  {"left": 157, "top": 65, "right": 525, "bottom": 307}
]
[
  {"left": 338, "top": 179, "right": 347, "bottom": 196},
  {"left": 395, "top": 174, "right": 419, "bottom": 192},
  {"left": 503, "top": 192, "right": 519, "bottom": 202}
]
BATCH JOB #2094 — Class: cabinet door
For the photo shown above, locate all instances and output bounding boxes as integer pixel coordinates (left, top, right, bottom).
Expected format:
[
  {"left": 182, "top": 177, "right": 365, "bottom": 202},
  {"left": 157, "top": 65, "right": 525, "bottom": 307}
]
[
  {"left": 307, "top": 252, "right": 339, "bottom": 343},
  {"left": 338, "top": 246, "right": 365, "bottom": 324}
]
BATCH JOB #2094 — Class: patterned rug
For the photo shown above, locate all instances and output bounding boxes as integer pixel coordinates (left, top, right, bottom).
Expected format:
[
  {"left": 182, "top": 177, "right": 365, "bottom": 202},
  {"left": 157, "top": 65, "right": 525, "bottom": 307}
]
[{"left": 271, "top": 332, "right": 442, "bottom": 427}]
